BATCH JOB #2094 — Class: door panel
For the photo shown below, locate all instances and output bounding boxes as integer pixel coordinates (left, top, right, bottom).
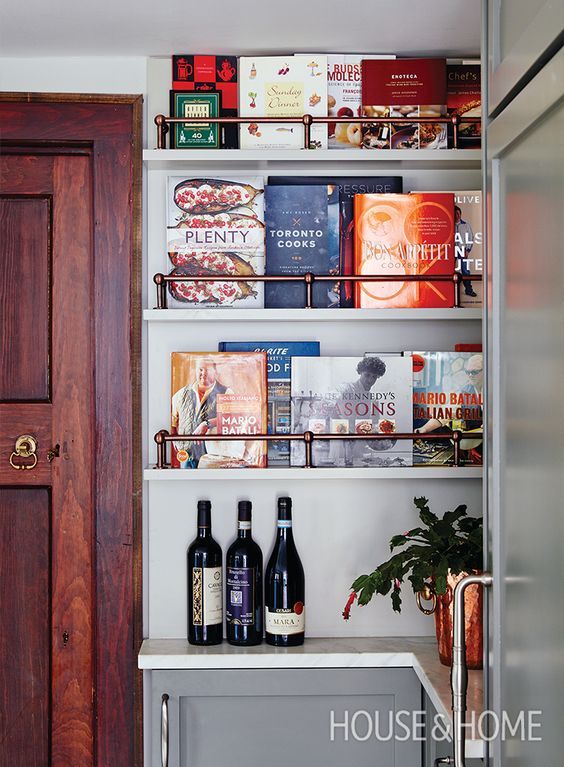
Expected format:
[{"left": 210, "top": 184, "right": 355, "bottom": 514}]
[
  {"left": 487, "top": 0, "right": 564, "bottom": 114},
  {"left": 0, "top": 151, "right": 95, "bottom": 767},
  {"left": 0, "top": 95, "right": 141, "bottom": 767},
  {"left": 0, "top": 487, "right": 51, "bottom": 766},
  {"left": 486, "top": 48, "right": 564, "bottom": 765},
  {"left": 0, "top": 196, "right": 51, "bottom": 400}
]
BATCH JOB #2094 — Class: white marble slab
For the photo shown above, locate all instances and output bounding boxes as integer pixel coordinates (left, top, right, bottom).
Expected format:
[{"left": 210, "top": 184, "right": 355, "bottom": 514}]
[{"left": 139, "top": 635, "right": 484, "bottom": 759}]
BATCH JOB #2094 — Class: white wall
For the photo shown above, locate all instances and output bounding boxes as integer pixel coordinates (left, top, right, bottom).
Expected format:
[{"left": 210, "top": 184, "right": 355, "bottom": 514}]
[{"left": 0, "top": 56, "right": 147, "bottom": 94}]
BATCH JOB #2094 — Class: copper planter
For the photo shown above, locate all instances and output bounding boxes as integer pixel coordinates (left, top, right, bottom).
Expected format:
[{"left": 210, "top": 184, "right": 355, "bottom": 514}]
[{"left": 434, "top": 571, "right": 484, "bottom": 669}]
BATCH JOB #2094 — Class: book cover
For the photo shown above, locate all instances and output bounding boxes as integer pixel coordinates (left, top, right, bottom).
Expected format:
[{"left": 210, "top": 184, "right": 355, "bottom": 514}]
[
  {"left": 291, "top": 356, "right": 413, "bottom": 468},
  {"left": 169, "top": 91, "right": 222, "bottom": 149},
  {"left": 447, "top": 64, "right": 481, "bottom": 149},
  {"left": 361, "top": 58, "right": 447, "bottom": 149},
  {"left": 238, "top": 56, "right": 328, "bottom": 149},
  {"left": 323, "top": 54, "right": 395, "bottom": 148},
  {"left": 410, "top": 189, "right": 483, "bottom": 307},
  {"left": 218, "top": 341, "right": 321, "bottom": 465},
  {"left": 268, "top": 175, "right": 403, "bottom": 306},
  {"left": 354, "top": 193, "right": 455, "bottom": 308},
  {"left": 454, "top": 191, "right": 483, "bottom": 307},
  {"left": 172, "top": 54, "right": 239, "bottom": 148},
  {"left": 166, "top": 175, "right": 265, "bottom": 308},
  {"left": 265, "top": 185, "right": 340, "bottom": 308},
  {"left": 171, "top": 352, "right": 268, "bottom": 469},
  {"left": 413, "top": 351, "right": 483, "bottom": 466}
]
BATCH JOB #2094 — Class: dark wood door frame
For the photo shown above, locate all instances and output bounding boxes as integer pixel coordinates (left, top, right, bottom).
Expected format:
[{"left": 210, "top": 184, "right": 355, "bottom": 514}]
[{"left": 0, "top": 93, "right": 143, "bottom": 767}]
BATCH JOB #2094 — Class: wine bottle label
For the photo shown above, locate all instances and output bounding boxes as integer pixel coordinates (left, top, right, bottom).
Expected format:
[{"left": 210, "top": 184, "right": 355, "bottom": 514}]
[
  {"left": 277, "top": 520, "right": 292, "bottom": 529},
  {"left": 265, "top": 605, "right": 305, "bottom": 635},
  {"left": 238, "top": 521, "right": 252, "bottom": 530},
  {"left": 226, "top": 566, "right": 255, "bottom": 626},
  {"left": 192, "top": 566, "right": 222, "bottom": 626}
]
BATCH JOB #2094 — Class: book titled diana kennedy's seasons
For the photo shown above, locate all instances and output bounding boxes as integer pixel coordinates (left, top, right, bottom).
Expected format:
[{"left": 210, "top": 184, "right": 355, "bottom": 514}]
[
  {"left": 291, "top": 355, "right": 412, "bottom": 468},
  {"left": 265, "top": 185, "right": 340, "bottom": 308}
]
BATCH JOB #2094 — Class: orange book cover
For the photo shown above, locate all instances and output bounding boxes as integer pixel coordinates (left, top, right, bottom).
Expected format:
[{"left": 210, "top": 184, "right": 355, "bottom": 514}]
[
  {"left": 171, "top": 351, "right": 268, "bottom": 468},
  {"left": 354, "top": 193, "right": 455, "bottom": 308}
]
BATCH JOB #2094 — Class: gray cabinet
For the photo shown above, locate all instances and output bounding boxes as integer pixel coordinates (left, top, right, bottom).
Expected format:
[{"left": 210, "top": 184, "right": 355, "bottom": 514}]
[
  {"left": 151, "top": 668, "right": 422, "bottom": 767},
  {"left": 487, "top": 0, "right": 564, "bottom": 114}
]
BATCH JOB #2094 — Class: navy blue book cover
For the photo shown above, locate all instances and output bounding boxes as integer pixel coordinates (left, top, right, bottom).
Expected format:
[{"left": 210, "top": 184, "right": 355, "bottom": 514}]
[
  {"left": 268, "top": 176, "right": 403, "bottom": 306},
  {"left": 218, "top": 341, "right": 321, "bottom": 464},
  {"left": 265, "top": 185, "right": 340, "bottom": 308}
]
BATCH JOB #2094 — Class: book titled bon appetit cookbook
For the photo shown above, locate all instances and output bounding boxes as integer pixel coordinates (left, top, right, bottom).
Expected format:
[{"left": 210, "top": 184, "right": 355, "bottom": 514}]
[{"left": 354, "top": 192, "right": 455, "bottom": 308}]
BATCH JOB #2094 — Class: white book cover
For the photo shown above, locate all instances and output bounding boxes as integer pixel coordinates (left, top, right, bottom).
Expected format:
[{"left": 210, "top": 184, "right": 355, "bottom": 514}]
[
  {"left": 291, "top": 355, "right": 413, "bottom": 468},
  {"left": 300, "top": 54, "right": 395, "bottom": 148},
  {"left": 238, "top": 56, "right": 328, "bottom": 149},
  {"left": 166, "top": 175, "right": 265, "bottom": 308}
]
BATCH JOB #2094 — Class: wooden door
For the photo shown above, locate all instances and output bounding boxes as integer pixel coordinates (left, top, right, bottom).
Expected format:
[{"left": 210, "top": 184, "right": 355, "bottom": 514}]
[
  {"left": 0, "top": 151, "right": 95, "bottom": 765},
  {"left": 0, "top": 96, "right": 142, "bottom": 767}
]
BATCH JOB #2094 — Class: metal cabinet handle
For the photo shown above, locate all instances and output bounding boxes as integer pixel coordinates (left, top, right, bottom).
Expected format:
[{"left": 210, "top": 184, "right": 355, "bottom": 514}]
[
  {"left": 161, "top": 693, "right": 169, "bottom": 767},
  {"left": 438, "top": 572, "right": 493, "bottom": 767}
]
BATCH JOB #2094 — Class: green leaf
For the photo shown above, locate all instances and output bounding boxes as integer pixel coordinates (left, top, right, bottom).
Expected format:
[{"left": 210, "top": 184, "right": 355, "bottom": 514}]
[
  {"left": 391, "top": 587, "right": 402, "bottom": 613},
  {"left": 351, "top": 574, "right": 370, "bottom": 591}
]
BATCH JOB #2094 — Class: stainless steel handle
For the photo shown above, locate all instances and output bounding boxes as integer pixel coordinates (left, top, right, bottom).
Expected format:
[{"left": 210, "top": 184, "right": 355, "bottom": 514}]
[
  {"left": 161, "top": 693, "right": 169, "bottom": 767},
  {"left": 450, "top": 572, "right": 493, "bottom": 767}
]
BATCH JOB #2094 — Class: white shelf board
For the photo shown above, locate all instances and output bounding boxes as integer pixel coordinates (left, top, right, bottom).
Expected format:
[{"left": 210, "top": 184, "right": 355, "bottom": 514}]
[
  {"left": 144, "top": 148, "right": 481, "bottom": 167},
  {"left": 144, "top": 467, "right": 482, "bottom": 481},
  {"left": 144, "top": 308, "right": 482, "bottom": 322}
]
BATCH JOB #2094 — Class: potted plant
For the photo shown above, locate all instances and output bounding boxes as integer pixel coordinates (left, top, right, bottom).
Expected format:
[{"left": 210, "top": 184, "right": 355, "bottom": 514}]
[{"left": 342, "top": 497, "right": 484, "bottom": 668}]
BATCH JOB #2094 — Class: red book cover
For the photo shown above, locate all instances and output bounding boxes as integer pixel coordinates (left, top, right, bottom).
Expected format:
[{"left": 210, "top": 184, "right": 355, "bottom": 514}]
[
  {"left": 172, "top": 55, "right": 239, "bottom": 147},
  {"left": 454, "top": 344, "right": 482, "bottom": 352},
  {"left": 354, "top": 193, "right": 455, "bottom": 308},
  {"left": 361, "top": 58, "right": 447, "bottom": 149}
]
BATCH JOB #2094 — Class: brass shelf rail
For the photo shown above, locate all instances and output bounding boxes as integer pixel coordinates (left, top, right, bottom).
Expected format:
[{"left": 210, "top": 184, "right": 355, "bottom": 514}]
[
  {"left": 154, "top": 113, "right": 481, "bottom": 150},
  {"left": 154, "top": 429, "right": 483, "bottom": 469},
  {"left": 154, "top": 271, "right": 483, "bottom": 309}
]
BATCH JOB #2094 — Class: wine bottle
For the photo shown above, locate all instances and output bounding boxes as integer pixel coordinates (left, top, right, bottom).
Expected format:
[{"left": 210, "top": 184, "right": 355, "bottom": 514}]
[
  {"left": 265, "top": 496, "right": 305, "bottom": 647},
  {"left": 187, "top": 500, "right": 223, "bottom": 645},
  {"left": 226, "top": 500, "right": 263, "bottom": 646}
]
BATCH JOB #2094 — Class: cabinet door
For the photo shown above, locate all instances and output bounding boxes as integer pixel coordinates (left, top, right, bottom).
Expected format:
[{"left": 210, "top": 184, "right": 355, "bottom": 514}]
[
  {"left": 487, "top": 0, "right": 564, "bottom": 114},
  {"left": 485, "top": 47, "right": 564, "bottom": 767},
  {"left": 152, "top": 668, "right": 421, "bottom": 767}
]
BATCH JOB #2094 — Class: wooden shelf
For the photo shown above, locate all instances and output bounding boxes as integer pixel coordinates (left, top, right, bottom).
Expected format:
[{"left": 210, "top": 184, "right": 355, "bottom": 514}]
[
  {"left": 143, "top": 308, "right": 482, "bottom": 322},
  {"left": 144, "top": 467, "right": 482, "bottom": 481},
  {"left": 143, "top": 148, "right": 481, "bottom": 166}
]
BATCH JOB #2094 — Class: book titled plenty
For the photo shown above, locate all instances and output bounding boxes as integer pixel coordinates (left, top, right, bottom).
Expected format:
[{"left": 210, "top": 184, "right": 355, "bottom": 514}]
[
  {"left": 238, "top": 56, "right": 328, "bottom": 149},
  {"left": 170, "top": 352, "right": 268, "bottom": 469},
  {"left": 166, "top": 175, "right": 265, "bottom": 308},
  {"left": 354, "top": 193, "right": 455, "bottom": 308}
]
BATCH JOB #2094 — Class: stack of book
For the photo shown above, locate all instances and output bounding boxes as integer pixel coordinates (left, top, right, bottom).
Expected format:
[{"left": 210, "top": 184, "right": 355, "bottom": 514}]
[
  {"left": 165, "top": 177, "right": 483, "bottom": 310},
  {"left": 168, "top": 54, "right": 481, "bottom": 151},
  {"left": 169, "top": 350, "right": 483, "bottom": 470}
]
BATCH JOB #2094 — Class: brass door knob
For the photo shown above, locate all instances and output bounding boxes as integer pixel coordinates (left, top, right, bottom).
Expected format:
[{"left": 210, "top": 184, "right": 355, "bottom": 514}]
[{"left": 9, "top": 434, "right": 38, "bottom": 470}]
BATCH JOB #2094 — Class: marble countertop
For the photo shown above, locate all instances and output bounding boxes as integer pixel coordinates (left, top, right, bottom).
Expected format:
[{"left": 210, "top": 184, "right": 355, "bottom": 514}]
[{"left": 139, "top": 636, "right": 484, "bottom": 758}]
